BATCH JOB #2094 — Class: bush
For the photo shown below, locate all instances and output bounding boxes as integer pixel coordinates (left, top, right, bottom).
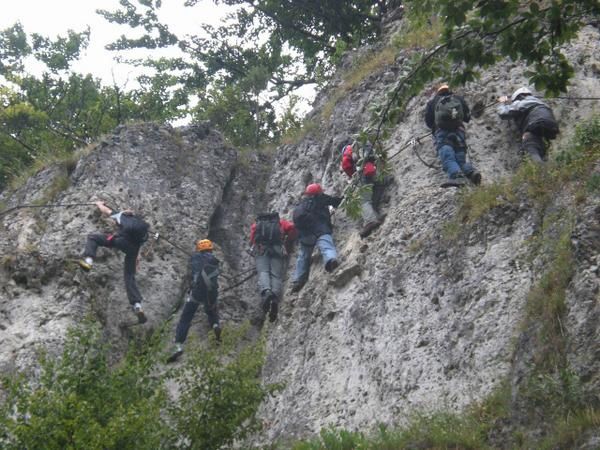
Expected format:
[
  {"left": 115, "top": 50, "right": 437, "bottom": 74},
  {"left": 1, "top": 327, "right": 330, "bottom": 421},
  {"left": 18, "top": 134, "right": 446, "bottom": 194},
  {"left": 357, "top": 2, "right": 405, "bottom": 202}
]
[
  {"left": 0, "top": 320, "right": 270, "bottom": 450},
  {"left": 0, "top": 322, "right": 166, "bottom": 450}
]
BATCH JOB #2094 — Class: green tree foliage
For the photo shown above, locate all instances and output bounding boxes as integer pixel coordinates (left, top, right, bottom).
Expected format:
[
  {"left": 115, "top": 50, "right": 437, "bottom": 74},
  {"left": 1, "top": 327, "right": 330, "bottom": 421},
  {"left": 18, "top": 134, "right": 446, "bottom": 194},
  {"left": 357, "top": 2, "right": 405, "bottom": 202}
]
[
  {"left": 0, "top": 322, "right": 166, "bottom": 449},
  {"left": 98, "top": 1, "right": 397, "bottom": 147},
  {"left": 167, "top": 324, "right": 274, "bottom": 449},
  {"left": 374, "top": 0, "right": 599, "bottom": 142},
  {"left": 0, "top": 321, "right": 271, "bottom": 450},
  {"left": 0, "top": 24, "right": 115, "bottom": 189},
  {"left": 0, "top": 21, "right": 188, "bottom": 190}
]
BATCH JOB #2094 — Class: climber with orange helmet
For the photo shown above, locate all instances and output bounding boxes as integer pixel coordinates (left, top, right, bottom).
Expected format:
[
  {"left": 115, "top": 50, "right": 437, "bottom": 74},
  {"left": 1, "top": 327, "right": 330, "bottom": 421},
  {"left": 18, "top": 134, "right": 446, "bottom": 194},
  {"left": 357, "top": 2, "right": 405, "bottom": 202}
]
[
  {"left": 167, "top": 238, "right": 221, "bottom": 363},
  {"left": 290, "top": 183, "right": 343, "bottom": 293},
  {"left": 425, "top": 84, "right": 481, "bottom": 186}
]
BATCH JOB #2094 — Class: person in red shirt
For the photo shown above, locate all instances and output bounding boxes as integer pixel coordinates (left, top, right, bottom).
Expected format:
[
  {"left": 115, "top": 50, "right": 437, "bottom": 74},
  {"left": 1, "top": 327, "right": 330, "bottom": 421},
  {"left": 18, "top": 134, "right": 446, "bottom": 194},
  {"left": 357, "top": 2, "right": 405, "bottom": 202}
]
[
  {"left": 341, "top": 142, "right": 385, "bottom": 238},
  {"left": 249, "top": 212, "right": 297, "bottom": 322}
]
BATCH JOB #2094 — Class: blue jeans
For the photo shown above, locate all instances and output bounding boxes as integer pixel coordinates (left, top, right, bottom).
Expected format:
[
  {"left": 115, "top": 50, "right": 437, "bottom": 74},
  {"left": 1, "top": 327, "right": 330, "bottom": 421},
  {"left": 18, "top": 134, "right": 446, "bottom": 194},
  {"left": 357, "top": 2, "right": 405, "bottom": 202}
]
[
  {"left": 293, "top": 234, "right": 337, "bottom": 282},
  {"left": 434, "top": 129, "right": 474, "bottom": 179}
]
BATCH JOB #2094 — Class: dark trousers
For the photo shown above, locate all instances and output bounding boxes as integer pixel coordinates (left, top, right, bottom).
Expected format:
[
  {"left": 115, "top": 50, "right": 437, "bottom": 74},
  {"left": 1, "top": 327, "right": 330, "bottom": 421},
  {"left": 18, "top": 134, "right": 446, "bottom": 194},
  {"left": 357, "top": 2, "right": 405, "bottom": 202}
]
[
  {"left": 174, "top": 287, "right": 219, "bottom": 344},
  {"left": 83, "top": 233, "right": 143, "bottom": 306},
  {"left": 521, "top": 132, "right": 546, "bottom": 163}
]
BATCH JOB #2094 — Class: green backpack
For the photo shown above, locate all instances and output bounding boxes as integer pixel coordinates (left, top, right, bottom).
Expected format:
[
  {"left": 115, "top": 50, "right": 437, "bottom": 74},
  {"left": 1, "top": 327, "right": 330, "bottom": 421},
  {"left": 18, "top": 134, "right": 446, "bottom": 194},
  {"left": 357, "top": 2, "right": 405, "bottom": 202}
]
[{"left": 434, "top": 95, "right": 464, "bottom": 130}]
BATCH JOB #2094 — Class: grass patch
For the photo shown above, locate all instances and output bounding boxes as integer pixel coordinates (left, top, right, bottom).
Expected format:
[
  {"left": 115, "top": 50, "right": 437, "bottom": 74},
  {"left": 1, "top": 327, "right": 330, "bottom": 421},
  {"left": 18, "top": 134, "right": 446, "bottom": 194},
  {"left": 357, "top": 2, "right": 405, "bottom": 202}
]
[
  {"left": 33, "top": 174, "right": 71, "bottom": 206},
  {"left": 280, "top": 118, "right": 320, "bottom": 146},
  {"left": 8, "top": 142, "right": 93, "bottom": 192},
  {"left": 291, "top": 384, "right": 511, "bottom": 450},
  {"left": 392, "top": 15, "right": 443, "bottom": 50},
  {"left": 321, "top": 46, "right": 397, "bottom": 120},
  {"left": 449, "top": 115, "right": 600, "bottom": 232}
]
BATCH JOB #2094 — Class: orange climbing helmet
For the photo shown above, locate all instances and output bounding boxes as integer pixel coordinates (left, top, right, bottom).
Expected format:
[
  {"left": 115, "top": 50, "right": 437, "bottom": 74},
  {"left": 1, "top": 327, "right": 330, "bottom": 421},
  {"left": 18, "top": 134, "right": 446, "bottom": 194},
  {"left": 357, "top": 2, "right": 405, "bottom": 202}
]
[
  {"left": 196, "top": 239, "right": 213, "bottom": 252},
  {"left": 304, "top": 183, "right": 323, "bottom": 196}
]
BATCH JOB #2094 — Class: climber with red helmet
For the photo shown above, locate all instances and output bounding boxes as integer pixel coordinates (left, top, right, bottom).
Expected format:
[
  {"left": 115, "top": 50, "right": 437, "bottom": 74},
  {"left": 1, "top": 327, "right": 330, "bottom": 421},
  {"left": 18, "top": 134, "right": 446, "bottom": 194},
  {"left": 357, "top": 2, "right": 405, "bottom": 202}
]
[
  {"left": 167, "top": 238, "right": 221, "bottom": 363},
  {"left": 340, "top": 141, "right": 386, "bottom": 238},
  {"left": 290, "top": 183, "right": 343, "bottom": 293}
]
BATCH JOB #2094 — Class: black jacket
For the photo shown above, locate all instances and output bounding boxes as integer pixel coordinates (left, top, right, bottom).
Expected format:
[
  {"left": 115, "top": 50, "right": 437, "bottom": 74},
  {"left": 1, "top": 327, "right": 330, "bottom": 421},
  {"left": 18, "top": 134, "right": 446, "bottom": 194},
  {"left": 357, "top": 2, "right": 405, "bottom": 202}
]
[
  {"left": 296, "top": 193, "right": 343, "bottom": 243},
  {"left": 190, "top": 251, "right": 220, "bottom": 295},
  {"left": 424, "top": 92, "right": 471, "bottom": 131}
]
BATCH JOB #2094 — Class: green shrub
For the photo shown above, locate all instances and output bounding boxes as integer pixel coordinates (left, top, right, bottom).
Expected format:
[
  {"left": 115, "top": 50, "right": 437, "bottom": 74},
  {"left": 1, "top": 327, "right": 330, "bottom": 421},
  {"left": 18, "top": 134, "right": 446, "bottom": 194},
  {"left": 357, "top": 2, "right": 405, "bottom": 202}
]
[
  {"left": 0, "top": 320, "right": 270, "bottom": 450},
  {"left": 165, "top": 323, "right": 274, "bottom": 449},
  {"left": 0, "top": 321, "right": 166, "bottom": 450}
]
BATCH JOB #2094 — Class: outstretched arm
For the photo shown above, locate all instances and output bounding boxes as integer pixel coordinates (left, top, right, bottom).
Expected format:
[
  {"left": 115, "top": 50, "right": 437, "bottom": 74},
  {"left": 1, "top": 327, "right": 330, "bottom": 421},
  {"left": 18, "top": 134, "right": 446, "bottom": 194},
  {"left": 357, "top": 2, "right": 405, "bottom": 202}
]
[{"left": 95, "top": 201, "right": 113, "bottom": 216}]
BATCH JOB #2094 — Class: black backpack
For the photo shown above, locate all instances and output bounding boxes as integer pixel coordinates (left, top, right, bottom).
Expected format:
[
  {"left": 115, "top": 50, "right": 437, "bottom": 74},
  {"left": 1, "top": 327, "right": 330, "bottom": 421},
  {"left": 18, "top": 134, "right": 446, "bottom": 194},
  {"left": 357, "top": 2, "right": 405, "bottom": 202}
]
[
  {"left": 119, "top": 214, "right": 149, "bottom": 244},
  {"left": 255, "top": 212, "right": 281, "bottom": 245},
  {"left": 191, "top": 252, "right": 220, "bottom": 292},
  {"left": 434, "top": 94, "right": 464, "bottom": 130},
  {"left": 293, "top": 197, "right": 316, "bottom": 231}
]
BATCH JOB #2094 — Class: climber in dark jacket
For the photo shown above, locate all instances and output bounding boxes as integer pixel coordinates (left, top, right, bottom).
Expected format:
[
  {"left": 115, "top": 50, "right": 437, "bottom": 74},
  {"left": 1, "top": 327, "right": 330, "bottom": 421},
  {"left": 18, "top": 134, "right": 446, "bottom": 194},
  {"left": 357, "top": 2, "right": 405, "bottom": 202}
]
[
  {"left": 290, "top": 183, "right": 343, "bottom": 293},
  {"left": 425, "top": 84, "right": 481, "bottom": 185},
  {"left": 78, "top": 200, "right": 149, "bottom": 324},
  {"left": 167, "top": 239, "right": 221, "bottom": 363},
  {"left": 497, "top": 87, "right": 559, "bottom": 163}
]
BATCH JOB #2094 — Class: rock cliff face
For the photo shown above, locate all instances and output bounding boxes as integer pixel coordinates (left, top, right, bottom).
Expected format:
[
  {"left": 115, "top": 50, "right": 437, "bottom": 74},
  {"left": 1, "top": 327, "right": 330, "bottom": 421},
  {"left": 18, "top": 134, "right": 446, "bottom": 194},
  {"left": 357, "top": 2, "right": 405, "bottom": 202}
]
[
  {"left": 256, "top": 25, "right": 600, "bottom": 442},
  {"left": 0, "top": 21, "right": 599, "bottom": 447},
  {"left": 0, "top": 123, "right": 267, "bottom": 371}
]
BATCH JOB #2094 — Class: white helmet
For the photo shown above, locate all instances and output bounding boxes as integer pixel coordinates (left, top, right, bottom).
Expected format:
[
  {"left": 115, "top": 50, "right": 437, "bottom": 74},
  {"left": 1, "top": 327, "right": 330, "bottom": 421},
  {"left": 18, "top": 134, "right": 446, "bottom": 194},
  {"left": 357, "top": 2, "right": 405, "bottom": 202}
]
[{"left": 511, "top": 87, "right": 533, "bottom": 102}]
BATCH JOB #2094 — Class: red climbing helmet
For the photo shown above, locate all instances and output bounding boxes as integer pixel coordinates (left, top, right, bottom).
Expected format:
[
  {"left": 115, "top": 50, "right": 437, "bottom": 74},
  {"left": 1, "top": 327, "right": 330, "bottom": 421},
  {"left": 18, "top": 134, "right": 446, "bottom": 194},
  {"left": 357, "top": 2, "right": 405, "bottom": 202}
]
[{"left": 304, "top": 183, "right": 323, "bottom": 196}]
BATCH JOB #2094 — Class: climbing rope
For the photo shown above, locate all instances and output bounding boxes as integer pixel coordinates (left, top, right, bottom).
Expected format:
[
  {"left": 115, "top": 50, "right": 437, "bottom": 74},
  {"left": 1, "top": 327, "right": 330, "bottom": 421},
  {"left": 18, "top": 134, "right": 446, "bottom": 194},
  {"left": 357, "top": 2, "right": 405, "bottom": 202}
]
[
  {"left": 220, "top": 269, "right": 257, "bottom": 293},
  {"left": 0, "top": 202, "right": 98, "bottom": 218}
]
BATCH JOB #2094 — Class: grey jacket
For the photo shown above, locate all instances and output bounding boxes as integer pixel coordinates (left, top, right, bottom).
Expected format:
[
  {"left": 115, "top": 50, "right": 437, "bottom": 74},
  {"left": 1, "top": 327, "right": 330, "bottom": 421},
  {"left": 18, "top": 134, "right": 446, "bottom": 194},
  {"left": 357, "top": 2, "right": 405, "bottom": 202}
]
[{"left": 497, "top": 96, "right": 557, "bottom": 134}]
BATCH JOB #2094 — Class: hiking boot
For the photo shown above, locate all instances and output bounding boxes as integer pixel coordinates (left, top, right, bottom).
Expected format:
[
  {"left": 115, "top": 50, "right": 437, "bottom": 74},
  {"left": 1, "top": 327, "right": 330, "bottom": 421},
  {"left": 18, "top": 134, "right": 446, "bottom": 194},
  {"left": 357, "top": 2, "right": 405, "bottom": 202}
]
[
  {"left": 213, "top": 323, "right": 222, "bottom": 342},
  {"left": 133, "top": 302, "right": 147, "bottom": 324},
  {"left": 166, "top": 343, "right": 183, "bottom": 363},
  {"left": 468, "top": 171, "right": 482, "bottom": 186},
  {"left": 359, "top": 220, "right": 382, "bottom": 238},
  {"left": 325, "top": 259, "right": 339, "bottom": 273},
  {"left": 290, "top": 279, "right": 306, "bottom": 293},
  {"left": 78, "top": 258, "right": 93, "bottom": 271},
  {"left": 269, "top": 300, "right": 279, "bottom": 323},
  {"left": 261, "top": 290, "right": 273, "bottom": 314}
]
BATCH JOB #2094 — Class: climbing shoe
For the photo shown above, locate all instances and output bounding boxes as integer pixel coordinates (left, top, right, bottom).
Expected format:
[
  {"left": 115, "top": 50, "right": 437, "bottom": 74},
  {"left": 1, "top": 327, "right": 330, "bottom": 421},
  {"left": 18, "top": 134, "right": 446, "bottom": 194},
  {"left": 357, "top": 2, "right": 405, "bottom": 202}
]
[
  {"left": 290, "top": 279, "right": 306, "bottom": 293},
  {"left": 213, "top": 323, "right": 222, "bottom": 342},
  {"left": 468, "top": 171, "right": 482, "bottom": 186},
  {"left": 325, "top": 259, "right": 339, "bottom": 273},
  {"left": 269, "top": 300, "right": 279, "bottom": 323},
  {"left": 78, "top": 258, "right": 93, "bottom": 271},
  {"left": 261, "top": 290, "right": 273, "bottom": 313},
  {"left": 359, "top": 220, "right": 382, "bottom": 238},
  {"left": 133, "top": 303, "right": 147, "bottom": 324},
  {"left": 166, "top": 343, "right": 184, "bottom": 363}
]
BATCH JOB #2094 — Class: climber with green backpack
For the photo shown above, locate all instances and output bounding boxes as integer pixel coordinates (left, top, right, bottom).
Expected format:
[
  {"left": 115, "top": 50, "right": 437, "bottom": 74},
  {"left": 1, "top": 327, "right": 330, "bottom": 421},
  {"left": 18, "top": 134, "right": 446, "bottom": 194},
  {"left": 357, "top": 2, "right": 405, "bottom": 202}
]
[
  {"left": 424, "top": 84, "right": 482, "bottom": 186},
  {"left": 78, "top": 200, "right": 150, "bottom": 324},
  {"left": 249, "top": 212, "right": 297, "bottom": 322}
]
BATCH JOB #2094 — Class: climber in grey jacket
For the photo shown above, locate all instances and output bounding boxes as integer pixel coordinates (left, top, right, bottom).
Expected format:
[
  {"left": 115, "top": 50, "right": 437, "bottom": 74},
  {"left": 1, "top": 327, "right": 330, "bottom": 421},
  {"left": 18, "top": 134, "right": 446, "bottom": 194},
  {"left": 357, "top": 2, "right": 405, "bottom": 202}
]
[{"left": 497, "top": 87, "right": 559, "bottom": 163}]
